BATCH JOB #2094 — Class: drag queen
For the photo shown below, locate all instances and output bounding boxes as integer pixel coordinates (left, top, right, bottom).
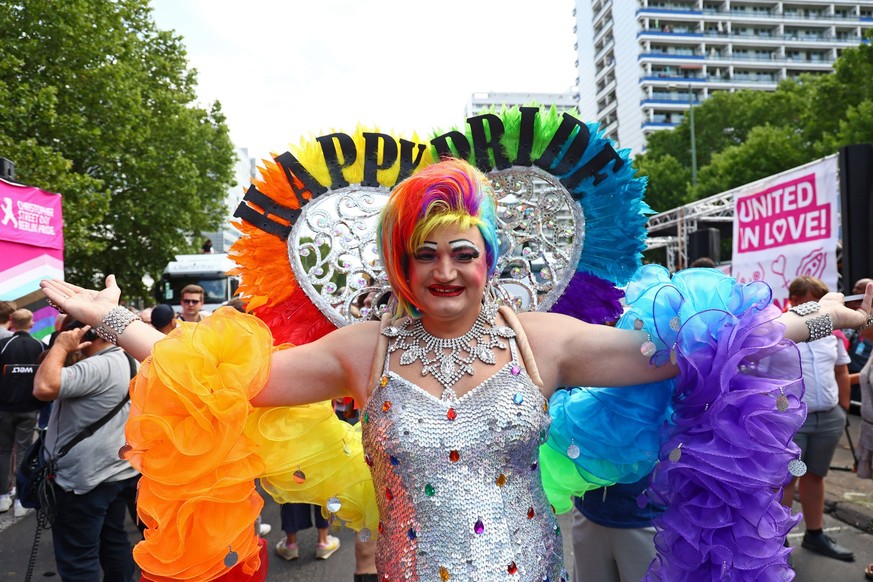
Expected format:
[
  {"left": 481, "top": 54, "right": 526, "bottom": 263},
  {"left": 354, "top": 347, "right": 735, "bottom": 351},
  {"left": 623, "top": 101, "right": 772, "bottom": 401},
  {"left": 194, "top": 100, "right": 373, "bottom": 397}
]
[{"left": 43, "top": 152, "right": 873, "bottom": 580}]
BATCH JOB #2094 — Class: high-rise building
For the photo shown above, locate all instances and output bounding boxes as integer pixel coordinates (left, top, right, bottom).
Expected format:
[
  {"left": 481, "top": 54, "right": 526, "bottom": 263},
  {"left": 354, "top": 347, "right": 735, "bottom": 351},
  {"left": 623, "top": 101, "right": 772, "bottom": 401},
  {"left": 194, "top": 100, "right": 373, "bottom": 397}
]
[
  {"left": 575, "top": 0, "right": 873, "bottom": 153},
  {"left": 465, "top": 91, "right": 579, "bottom": 118}
]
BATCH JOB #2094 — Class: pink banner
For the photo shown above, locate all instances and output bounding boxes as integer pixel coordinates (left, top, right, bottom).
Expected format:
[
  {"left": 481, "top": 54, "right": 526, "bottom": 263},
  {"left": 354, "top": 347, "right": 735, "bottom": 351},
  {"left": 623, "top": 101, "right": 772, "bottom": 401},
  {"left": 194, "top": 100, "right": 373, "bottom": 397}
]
[
  {"left": 0, "top": 178, "right": 63, "bottom": 250},
  {"left": 735, "top": 173, "right": 829, "bottom": 253}
]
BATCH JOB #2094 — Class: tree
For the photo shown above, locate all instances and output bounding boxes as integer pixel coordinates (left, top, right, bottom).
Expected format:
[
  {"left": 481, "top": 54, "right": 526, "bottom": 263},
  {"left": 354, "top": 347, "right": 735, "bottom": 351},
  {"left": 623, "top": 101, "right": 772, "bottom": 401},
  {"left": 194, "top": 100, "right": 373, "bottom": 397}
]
[
  {"left": 632, "top": 153, "right": 690, "bottom": 213},
  {"left": 693, "top": 124, "right": 810, "bottom": 199},
  {"left": 0, "top": 0, "right": 237, "bottom": 301}
]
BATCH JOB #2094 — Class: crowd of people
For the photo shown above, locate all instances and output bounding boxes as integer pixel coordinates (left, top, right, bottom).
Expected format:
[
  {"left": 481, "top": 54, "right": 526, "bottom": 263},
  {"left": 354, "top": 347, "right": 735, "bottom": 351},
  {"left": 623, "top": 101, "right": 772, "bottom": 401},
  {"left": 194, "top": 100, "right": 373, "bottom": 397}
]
[{"left": 1, "top": 158, "right": 872, "bottom": 580}]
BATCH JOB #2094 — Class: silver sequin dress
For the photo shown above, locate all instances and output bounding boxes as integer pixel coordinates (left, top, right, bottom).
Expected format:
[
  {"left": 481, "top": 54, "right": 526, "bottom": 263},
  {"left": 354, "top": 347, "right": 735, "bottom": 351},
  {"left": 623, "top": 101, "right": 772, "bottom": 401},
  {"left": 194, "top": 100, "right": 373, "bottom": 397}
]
[{"left": 361, "top": 329, "right": 565, "bottom": 581}]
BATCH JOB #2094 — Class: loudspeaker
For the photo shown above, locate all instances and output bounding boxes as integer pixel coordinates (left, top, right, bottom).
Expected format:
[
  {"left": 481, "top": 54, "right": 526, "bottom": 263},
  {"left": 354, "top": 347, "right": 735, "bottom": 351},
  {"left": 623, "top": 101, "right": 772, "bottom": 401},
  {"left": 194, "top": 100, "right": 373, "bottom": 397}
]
[
  {"left": 0, "top": 158, "right": 14, "bottom": 181},
  {"left": 839, "top": 144, "right": 873, "bottom": 292},
  {"left": 688, "top": 228, "right": 720, "bottom": 265}
]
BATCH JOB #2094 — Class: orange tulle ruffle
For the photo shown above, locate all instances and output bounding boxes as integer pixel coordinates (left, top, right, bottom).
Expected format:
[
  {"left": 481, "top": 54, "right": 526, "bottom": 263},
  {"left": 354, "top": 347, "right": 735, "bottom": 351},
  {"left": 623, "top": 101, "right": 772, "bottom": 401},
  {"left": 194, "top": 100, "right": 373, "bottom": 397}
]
[{"left": 125, "top": 308, "right": 377, "bottom": 581}]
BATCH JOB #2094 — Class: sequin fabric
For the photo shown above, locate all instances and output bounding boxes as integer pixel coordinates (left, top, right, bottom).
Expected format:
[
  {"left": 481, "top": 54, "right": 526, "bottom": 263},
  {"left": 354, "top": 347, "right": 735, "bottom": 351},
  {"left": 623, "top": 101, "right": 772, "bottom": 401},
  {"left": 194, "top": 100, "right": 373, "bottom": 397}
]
[{"left": 362, "top": 330, "right": 563, "bottom": 581}]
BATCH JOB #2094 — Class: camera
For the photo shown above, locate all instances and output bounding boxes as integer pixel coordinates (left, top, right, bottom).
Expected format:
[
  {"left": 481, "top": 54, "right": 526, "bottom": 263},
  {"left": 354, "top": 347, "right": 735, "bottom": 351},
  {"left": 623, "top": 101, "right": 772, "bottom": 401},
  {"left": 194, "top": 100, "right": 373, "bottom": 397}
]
[{"left": 64, "top": 320, "right": 98, "bottom": 342}]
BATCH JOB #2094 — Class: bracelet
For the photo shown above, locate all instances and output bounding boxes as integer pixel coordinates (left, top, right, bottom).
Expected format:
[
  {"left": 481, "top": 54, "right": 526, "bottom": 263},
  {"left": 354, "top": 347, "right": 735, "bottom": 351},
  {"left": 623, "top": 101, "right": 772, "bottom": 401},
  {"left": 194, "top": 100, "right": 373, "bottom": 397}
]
[
  {"left": 789, "top": 301, "right": 821, "bottom": 316},
  {"left": 805, "top": 313, "right": 834, "bottom": 342},
  {"left": 94, "top": 307, "right": 142, "bottom": 345}
]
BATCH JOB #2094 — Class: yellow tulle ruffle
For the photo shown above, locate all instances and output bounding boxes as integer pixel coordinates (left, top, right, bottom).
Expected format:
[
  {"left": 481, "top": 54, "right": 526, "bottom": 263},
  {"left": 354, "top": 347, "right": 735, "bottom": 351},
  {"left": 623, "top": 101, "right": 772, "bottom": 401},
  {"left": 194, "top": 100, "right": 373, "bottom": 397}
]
[{"left": 124, "top": 308, "right": 376, "bottom": 581}]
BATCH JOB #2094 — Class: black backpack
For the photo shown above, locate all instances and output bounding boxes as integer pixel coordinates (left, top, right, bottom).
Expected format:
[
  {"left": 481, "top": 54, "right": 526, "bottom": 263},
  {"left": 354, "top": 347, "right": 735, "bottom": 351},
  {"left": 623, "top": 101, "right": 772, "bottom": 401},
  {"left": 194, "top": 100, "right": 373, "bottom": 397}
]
[{"left": 0, "top": 334, "right": 46, "bottom": 412}]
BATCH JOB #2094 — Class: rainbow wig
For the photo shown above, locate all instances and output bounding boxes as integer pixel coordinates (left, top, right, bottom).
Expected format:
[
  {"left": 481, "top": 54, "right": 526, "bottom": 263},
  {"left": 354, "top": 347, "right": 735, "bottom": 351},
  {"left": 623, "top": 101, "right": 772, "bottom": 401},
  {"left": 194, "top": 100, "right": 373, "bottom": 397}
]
[{"left": 377, "top": 158, "right": 499, "bottom": 319}]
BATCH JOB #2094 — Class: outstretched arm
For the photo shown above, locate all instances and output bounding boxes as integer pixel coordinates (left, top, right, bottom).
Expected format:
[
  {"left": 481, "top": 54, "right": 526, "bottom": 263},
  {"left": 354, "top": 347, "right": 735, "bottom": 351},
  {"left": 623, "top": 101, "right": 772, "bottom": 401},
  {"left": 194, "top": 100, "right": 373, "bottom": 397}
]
[
  {"left": 521, "top": 281, "right": 873, "bottom": 395},
  {"left": 40, "top": 276, "right": 377, "bottom": 407},
  {"left": 41, "top": 275, "right": 162, "bottom": 361}
]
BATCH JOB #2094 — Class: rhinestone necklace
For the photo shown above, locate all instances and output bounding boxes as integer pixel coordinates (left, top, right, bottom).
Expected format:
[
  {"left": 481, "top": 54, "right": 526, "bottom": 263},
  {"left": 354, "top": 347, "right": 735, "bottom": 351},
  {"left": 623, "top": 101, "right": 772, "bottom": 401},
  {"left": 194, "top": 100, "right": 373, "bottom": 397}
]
[{"left": 382, "top": 302, "right": 516, "bottom": 399}]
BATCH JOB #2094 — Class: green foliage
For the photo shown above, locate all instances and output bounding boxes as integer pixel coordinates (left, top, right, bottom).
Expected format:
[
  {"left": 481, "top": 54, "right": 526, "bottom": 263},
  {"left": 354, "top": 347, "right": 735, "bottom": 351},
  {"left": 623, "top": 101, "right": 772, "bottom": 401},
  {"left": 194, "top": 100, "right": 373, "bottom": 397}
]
[
  {"left": 693, "top": 125, "right": 810, "bottom": 198},
  {"left": 638, "top": 30, "right": 873, "bottom": 211},
  {"left": 0, "top": 0, "right": 237, "bottom": 301},
  {"left": 632, "top": 153, "right": 690, "bottom": 213}
]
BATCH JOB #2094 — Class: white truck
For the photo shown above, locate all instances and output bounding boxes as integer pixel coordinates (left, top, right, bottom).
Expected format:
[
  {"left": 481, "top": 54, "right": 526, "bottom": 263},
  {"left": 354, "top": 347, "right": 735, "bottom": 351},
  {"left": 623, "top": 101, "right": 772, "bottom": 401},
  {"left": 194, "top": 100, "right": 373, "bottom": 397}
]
[{"left": 155, "top": 253, "right": 240, "bottom": 313}]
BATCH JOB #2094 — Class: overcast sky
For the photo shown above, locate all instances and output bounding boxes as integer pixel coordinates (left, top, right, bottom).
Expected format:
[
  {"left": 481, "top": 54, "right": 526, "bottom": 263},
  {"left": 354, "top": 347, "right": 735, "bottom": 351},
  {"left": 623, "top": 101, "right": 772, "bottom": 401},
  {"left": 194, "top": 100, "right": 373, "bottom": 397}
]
[{"left": 149, "top": 0, "right": 578, "bottom": 163}]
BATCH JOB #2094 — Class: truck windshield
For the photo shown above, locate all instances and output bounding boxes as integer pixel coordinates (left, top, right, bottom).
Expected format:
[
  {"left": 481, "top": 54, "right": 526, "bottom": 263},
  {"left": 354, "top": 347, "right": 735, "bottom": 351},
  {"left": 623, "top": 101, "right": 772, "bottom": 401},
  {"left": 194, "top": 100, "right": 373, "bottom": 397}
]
[{"left": 157, "top": 276, "right": 233, "bottom": 306}]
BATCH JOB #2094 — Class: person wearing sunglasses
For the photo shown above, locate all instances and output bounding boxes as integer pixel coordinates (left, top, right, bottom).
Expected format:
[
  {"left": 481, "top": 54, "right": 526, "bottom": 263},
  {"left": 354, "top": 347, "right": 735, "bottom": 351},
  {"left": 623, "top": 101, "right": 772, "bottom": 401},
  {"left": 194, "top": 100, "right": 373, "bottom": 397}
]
[{"left": 177, "top": 284, "right": 205, "bottom": 323}]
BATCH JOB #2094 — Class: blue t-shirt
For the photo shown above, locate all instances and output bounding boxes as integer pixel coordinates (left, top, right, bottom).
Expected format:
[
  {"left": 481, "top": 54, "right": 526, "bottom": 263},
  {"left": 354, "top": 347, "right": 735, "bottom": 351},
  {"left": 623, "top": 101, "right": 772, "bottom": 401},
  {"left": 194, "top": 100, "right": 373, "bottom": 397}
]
[{"left": 573, "top": 474, "right": 665, "bottom": 529}]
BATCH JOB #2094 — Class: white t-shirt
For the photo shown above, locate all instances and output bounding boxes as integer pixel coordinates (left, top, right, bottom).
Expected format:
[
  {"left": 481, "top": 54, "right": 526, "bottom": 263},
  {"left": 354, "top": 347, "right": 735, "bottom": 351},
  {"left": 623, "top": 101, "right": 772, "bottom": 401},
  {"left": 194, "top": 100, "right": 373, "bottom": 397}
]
[{"left": 796, "top": 335, "right": 851, "bottom": 412}]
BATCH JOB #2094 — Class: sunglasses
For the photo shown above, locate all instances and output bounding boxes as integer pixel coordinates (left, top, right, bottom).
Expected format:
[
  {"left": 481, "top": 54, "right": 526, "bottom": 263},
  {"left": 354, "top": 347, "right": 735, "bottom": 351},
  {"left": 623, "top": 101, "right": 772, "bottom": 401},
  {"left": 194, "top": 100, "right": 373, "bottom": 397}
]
[{"left": 182, "top": 299, "right": 201, "bottom": 305}]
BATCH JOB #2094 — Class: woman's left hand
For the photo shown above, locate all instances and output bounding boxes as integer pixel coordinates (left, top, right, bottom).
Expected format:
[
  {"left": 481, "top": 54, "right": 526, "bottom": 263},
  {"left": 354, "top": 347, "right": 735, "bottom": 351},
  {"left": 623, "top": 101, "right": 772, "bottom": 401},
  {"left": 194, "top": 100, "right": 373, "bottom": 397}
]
[{"left": 40, "top": 275, "right": 121, "bottom": 326}]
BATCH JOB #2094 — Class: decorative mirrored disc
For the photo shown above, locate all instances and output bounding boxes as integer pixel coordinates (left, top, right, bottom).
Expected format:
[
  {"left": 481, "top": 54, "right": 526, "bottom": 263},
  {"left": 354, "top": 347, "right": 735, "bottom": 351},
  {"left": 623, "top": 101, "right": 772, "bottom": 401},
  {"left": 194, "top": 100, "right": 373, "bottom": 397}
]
[
  {"left": 787, "top": 458, "right": 807, "bottom": 477},
  {"left": 775, "top": 394, "right": 790, "bottom": 412},
  {"left": 326, "top": 496, "right": 342, "bottom": 513},
  {"left": 288, "top": 186, "right": 392, "bottom": 327},
  {"left": 489, "top": 167, "right": 584, "bottom": 312}
]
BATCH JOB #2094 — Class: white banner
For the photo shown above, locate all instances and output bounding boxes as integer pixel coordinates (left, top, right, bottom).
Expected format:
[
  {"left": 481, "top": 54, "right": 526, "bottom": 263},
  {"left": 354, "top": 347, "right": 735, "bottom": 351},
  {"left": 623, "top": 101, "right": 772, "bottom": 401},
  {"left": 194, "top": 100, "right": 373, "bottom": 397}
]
[{"left": 731, "top": 156, "right": 840, "bottom": 310}]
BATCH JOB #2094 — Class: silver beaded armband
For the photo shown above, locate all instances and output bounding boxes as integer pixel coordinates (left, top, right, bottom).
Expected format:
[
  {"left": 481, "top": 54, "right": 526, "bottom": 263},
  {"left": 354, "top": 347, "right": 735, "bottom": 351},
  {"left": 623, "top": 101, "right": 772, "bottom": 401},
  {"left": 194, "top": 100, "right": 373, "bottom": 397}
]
[
  {"left": 804, "top": 313, "right": 834, "bottom": 342},
  {"left": 95, "top": 307, "right": 142, "bottom": 345},
  {"left": 789, "top": 301, "right": 821, "bottom": 316}
]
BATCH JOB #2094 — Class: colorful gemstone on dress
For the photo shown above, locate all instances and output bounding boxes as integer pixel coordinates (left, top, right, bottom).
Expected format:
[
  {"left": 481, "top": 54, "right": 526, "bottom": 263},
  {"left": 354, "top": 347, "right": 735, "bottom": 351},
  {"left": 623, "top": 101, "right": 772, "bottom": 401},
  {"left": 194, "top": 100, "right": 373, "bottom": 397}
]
[
  {"left": 513, "top": 393, "right": 524, "bottom": 405},
  {"left": 527, "top": 507, "right": 535, "bottom": 519},
  {"left": 380, "top": 375, "right": 389, "bottom": 387},
  {"left": 530, "top": 460, "right": 538, "bottom": 470},
  {"left": 386, "top": 487, "right": 393, "bottom": 501},
  {"left": 543, "top": 401, "right": 549, "bottom": 412},
  {"left": 390, "top": 455, "right": 400, "bottom": 466},
  {"left": 447, "top": 407, "right": 457, "bottom": 420},
  {"left": 425, "top": 483, "right": 435, "bottom": 496},
  {"left": 439, "top": 566, "right": 450, "bottom": 581},
  {"left": 293, "top": 469, "right": 306, "bottom": 484},
  {"left": 449, "top": 450, "right": 460, "bottom": 462},
  {"left": 378, "top": 521, "right": 384, "bottom": 534},
  {"left": 364, "top": 412, "right": 369, "bottom": 423},
  {"left": 365, "top": 454, "right": 373, "bottom": 466},
  {"left": 496, "top": 473, "right": 506, "bottom": 487},
  {"left": 539, "top": 429, "right": 547, "bottom": 443},
  {"left": 407, "top": 528, "right": 416, "bottom": 540},
  {"left": 474, "top": 518, "right": 484, "bottom": 535},
  {"left": 511, "top": 365, "right": 521, "bottom": 376},
  {"left": 382, "top": 400, "right": 392, "bottom": 412},
  {"left": 508, "top": 561, "right": 518, "bottom": 574}
]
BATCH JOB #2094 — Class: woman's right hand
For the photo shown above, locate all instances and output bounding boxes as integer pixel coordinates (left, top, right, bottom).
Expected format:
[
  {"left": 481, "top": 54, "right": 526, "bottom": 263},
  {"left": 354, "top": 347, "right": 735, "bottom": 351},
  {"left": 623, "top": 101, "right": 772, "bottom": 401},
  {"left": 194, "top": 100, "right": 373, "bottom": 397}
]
[{"left": 40, "top": 274, "right": 122, "bottom": 326}]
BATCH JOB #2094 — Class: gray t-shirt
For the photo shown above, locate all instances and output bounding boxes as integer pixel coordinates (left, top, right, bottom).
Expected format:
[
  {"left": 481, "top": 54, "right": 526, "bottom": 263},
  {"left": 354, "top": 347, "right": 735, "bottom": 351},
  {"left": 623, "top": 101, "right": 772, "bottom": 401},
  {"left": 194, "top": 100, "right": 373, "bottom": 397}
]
[{"left": 46, "top": 346, "right": 139, "bottom": 493}]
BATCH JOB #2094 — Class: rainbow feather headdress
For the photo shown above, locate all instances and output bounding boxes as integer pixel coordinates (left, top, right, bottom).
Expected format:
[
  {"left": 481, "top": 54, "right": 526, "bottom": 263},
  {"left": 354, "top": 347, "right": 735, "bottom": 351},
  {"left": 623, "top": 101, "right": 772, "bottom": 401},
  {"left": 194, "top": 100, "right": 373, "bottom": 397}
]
[{"left": 229, "top": 106, "right": 650, "bottom": 344}]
